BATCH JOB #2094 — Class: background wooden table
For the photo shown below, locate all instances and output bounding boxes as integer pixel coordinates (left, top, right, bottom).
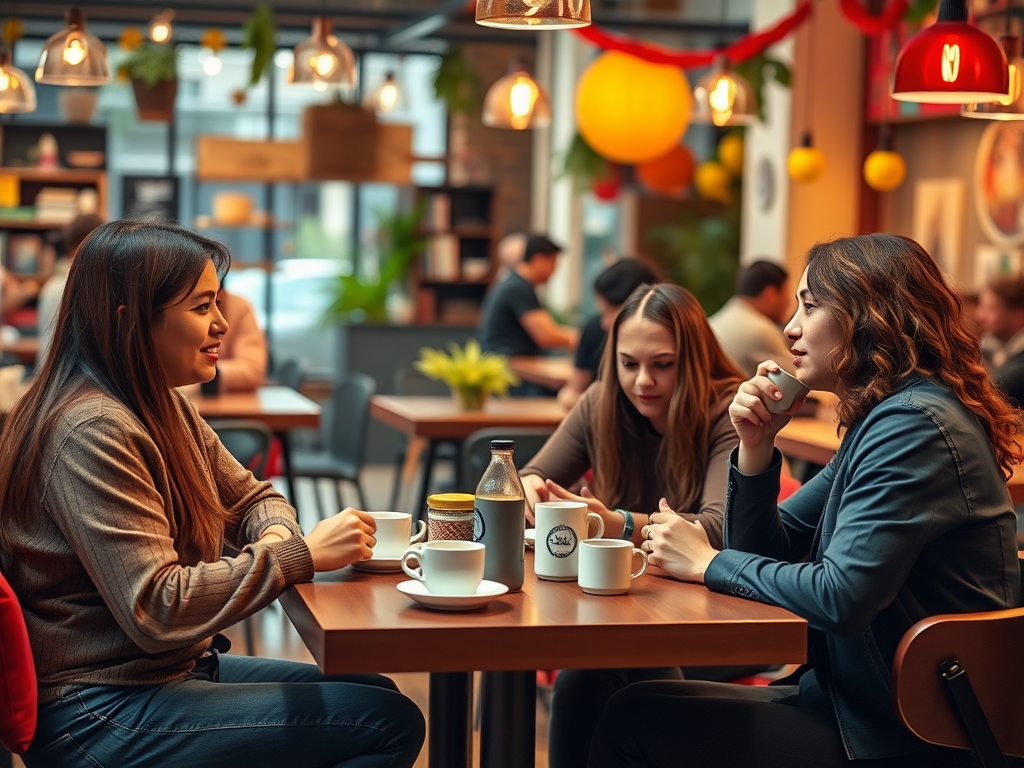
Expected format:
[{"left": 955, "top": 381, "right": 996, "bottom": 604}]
[
  {"left": 509, "top": 356, "right": 573, "bottom": 392},
  {"left": 280, "top": 550, "right": 807, "bottom": 768}
]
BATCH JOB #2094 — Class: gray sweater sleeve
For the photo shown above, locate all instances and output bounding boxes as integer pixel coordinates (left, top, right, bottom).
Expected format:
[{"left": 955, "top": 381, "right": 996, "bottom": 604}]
[{"left": 42, "top": 396, "right": 314, "bottom": 653}]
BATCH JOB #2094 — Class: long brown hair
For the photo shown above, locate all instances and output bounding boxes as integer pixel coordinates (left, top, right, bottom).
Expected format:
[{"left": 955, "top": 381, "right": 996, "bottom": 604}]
[
  {"left": 0, "top": 220, "right": 232, "bottom": 564},
  {"left": 593, "top": 283, "right": 743, "bottom": 510},
  {"left": 805, "top": 233, "right": 1022, "bottom": 476}
]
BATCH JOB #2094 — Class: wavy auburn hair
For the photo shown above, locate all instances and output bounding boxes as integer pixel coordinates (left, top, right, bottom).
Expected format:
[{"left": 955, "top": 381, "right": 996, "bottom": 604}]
[
  {"left": 593, "top": 283, "right": 743, "bottom": 511},
  {"left": 805, "top": 233, "right": 1022, "bottom": 476},
  {"left": 0, "top": 220, "right": 232, "bottom": 563}
]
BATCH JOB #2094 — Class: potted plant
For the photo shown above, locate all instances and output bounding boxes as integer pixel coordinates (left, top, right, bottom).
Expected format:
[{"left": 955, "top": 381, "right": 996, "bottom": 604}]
[
  {"left": 324, "top": 201, "right": 426, "bottom": 324},
  {"left": 415, "top": 340, "right": 519, "bottom": 411},
  {"left": 118, "top": 41, "right": 177, "bottom": 121}
]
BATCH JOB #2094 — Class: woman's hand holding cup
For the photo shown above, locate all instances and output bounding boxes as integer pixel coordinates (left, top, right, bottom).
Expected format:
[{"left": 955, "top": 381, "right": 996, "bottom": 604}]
[
  {"left": 304, "top": 508, "right": 377, "bottom": 572},
  {"left": 730, "top": 361, "right": 808, "bottom": 475}
]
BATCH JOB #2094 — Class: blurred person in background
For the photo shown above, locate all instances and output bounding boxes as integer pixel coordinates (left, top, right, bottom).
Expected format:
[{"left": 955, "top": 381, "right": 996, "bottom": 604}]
[{"left": 977, "top": 274, "right": 1024, "bottom": 405}]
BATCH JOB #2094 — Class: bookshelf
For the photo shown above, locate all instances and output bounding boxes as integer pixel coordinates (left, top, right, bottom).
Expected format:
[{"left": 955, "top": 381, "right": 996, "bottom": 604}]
[{"left": 413, "top": 184, "right": 498, "bottom": 324}]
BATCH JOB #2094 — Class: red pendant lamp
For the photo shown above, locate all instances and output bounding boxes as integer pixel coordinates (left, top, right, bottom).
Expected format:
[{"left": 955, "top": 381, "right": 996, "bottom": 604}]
[{"left": 892, "top": 0, "right": 1008, "bottom": 103}]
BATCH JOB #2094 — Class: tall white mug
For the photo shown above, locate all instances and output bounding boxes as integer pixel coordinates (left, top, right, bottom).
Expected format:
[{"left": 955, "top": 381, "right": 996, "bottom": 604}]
[
  {"left": 578, "top": 539, "right": 648, "bottom": 596},
  {"left": 533, "top": 501, "right": 605, "bottom": 581},
  {"left": 369, "top": 511, "right": 426, "bottom": 559}
]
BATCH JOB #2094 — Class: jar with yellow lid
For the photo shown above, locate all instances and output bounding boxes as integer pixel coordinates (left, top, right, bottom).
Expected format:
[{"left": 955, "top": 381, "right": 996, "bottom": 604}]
[{"left": 427, "top": 492, "right": 476, "bottom": 542}]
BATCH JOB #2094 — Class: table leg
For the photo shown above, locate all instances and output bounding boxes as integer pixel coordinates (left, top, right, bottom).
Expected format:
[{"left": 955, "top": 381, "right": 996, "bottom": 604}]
[
  {"left": 429, "top": 671, "right": 473, "bottom": 768},
  {"left": 276, "top": 431, "right": 300, "bottom": 517},
  {"left": 480, "top": 670, "right": 536, "bottom": 768},
  {"left": 414, "top": 439, "right": 438, "bottom": 527}
]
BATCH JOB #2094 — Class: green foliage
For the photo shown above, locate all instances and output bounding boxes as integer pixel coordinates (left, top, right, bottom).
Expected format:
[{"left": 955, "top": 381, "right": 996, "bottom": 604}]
[
  {"left": 415, "top": 340, "right": 519, "bottom": 397},
  {"left": 646, "top": 196, "right": 741, "bottom": 316},
  {"left": 905, "top": 0, "right": 939, "bottom": 23},
  {"left": 560, "top": 132, "right": 610, "bottom": 191},
  {"left": 118, "top": 42, "right": 176, "bottom": 87},
  {"left": 734, "top": 53, "right": 791, "bottom": 124},
  {"left": 432, "top": 46, "right": 482, "bottom": 116},
  {"left": 241, "top": 4, "right": 276, "bottom": 89},
  {"left": 325, "top": 201, "right": 427, "bottom": 323}
]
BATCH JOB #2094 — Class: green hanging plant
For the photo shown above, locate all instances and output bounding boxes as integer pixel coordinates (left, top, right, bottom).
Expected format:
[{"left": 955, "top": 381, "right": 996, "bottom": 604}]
[
  {"left": 734, "top": 53, "right": 791, "bottom": 124},
  {"left": 560, "top": 132, "right": 611, "bottom": 192},
  {"left": 904, "top": 0, "right": 939, "bottom": 23},
  {"left": 233, "top": 4, "right": 275, "bottom": 105},
  {"left": 117, "top": 41, "right": 177, "bottom": 86},
  {"left": 432, "top": 46, "right": 482, "bottom": 116}
]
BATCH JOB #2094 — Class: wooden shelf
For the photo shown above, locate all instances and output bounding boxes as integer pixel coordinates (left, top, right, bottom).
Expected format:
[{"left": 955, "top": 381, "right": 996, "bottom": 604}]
[
  {"left": 0, "top": 218, "right": 77, "bottom": 230},
  {"left": 194, "top": 214, "right": 290, "bottom": 230},
  {"left": 0, "top": 167, "right": 106, "bottom": 183}
]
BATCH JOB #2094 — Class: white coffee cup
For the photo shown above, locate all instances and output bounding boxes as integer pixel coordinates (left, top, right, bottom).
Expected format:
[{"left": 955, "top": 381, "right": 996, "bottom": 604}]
[
  {"left": 369, "top": 511, "right": 427, "bottom": 559},
  {"left": 578, "top": 539, "right": 648, "bottom": 596},
  {"left": 401, "top": 540, "right": 485, "bottom": 596},
  {"left": 534, "top": 501, "right": 606, "bottom": 582},
  {"left": 765, "top": 368, "right": 810, "bottom": 415}
]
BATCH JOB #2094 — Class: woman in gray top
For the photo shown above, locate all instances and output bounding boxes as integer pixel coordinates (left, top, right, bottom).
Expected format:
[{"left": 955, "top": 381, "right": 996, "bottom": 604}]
[
  {"left": 0, "top": 220, "right": 424, "bottom": 768},
  {"left": 594, "top": 234, "right": 1022, "bottom": 767}
]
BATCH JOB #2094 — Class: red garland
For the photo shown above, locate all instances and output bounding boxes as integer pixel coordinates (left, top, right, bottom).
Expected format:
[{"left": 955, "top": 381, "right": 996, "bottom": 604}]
[
  {"left": 573, "top": 0, "right": 812, "bottom": 69},
  {"left": 838, "top": 0, "right": 909, "bottom": 35}
]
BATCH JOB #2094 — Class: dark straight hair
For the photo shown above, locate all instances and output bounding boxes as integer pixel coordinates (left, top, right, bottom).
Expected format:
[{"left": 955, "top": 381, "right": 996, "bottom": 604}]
[{"left": 0, "top": 220, "right": 232, "bottom": 563}]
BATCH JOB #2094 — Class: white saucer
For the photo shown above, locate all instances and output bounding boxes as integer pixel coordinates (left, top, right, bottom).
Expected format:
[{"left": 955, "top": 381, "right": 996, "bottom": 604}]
[
  {"left": 396, "top": 579, "right": 508, "bottom": 611},
  {"left": 353, "top": 556, "right": 403, "bottom": 573},
  {"left": 524, "top": 529, "right": 536, "bottom": 549}
]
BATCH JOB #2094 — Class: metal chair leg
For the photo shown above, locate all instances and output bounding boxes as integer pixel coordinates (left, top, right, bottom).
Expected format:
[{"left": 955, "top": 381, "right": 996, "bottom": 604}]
[
  {"left": 354, "top": 478, "right": 366, "bottom": 510},
  {"left": 334, "top": 480, "right": 345, "bottom": 515},
  {"left": 311, "top": 478, "right": 325, "bottom": 521}
]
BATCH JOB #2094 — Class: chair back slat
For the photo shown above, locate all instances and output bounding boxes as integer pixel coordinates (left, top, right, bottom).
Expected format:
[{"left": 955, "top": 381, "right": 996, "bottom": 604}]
[{"left": 892, "top": 606, "right": 1024, "bottom": 757}]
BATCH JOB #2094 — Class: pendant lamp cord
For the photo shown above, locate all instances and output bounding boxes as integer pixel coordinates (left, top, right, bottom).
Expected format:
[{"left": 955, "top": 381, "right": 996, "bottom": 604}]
[{"left": 804, "top": 0, "right": 817, "bottom": 137}]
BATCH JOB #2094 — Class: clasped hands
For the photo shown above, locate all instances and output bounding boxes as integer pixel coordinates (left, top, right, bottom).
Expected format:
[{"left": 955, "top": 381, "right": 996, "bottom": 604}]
[{"left": 641, "top": 499, "right": 719, "bottom": 584}]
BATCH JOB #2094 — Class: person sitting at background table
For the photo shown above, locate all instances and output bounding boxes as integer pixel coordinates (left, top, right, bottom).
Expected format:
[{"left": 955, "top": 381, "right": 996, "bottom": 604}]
[
  {"left": 590, "top": 234, "right": 1022, "bottom": 768},
  {"left": 37, "top": 212, "right": 105, "bottom": 367},
  {"left": 0, "top": 220, "right": 424, "bottom": 768},
  {"left": 519, "top": 282, "right": 744, "bottom": 768},
  {"left": 557, "top": 257, "right": 659, "bottom": 410}
]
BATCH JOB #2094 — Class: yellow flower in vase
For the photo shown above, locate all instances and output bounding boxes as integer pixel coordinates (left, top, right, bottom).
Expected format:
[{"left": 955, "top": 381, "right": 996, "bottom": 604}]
[{"left": 415, "top": 340, "right": 519, "bottom": 411}]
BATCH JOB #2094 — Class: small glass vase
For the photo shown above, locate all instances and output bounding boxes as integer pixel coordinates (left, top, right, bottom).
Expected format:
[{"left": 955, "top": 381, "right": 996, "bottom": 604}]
[{"left": 452, "top": 386, "right": 486, "bottom": 412}]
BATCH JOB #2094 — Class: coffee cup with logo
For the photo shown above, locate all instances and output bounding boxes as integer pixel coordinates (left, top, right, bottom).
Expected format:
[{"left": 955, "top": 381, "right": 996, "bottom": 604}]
[
  {"left": 765, "top": 368, "right": 810, "bottom": 415},
  {"left": 401, "top": 540, "right": 485, "bottom": 596},
  {"left": 578, "top": 539, "right": 648, "bottom": 596},
  {"left": 369, "top": 511, "right": 427, "bottom": 559},
  {"left": 534, "top": 501, "right": 605, "bottom": 581}
]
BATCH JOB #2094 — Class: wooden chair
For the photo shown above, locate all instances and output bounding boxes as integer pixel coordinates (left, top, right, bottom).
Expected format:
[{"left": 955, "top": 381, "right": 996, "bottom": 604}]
[{"left": 892, "top": 599, "right": 1024, "bottom": 768}]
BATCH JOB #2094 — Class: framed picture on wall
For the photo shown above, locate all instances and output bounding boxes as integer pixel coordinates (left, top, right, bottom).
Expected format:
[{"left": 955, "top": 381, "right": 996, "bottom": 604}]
[
  {"left": 122, "top": 175, "right": 179, "bottom": 222},
  {"left": 4, "top": 233, "right": 44, "bottom": 275},
  {"left": 974, "top": 244, "right": 1022, "bottom": 291},
  {"left": 912, "top": 178, "right": 965, "bottom": 278},
  {"left": 974, "top": 121, "right": 1024, "bottom": 247}
]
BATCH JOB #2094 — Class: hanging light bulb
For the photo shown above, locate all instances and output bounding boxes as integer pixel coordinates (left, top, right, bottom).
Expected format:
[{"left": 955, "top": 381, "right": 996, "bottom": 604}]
[
  {"left": 483, "top": 60, "right": 550, "bottom": 130},
  {"left": 35, "top": 7, "right": 111, "bottom": 85},
  {"left": 289, "top": 17, "right": 356, "bottom": 92},
  {"left": 476, "top": 0, "right": 590, "bottom": 29},
  {"left": 365, "top": 71, "right": 401, "bottom": 113},
  {"left": 0, "top": 48, "right": 36, "bottom": 114},
  {"left": 148, "top": 9, "right": 175, "bottom": 44},
  {"left": 962, "top": 35, "right": 1024, "bottom": 118},
  {"left": 893, "top": 0, "right": 1008, "bottom": 103},
  {"left": 692, "top": 55, "right": 757, "bottom": 127},
  {"left": 198, "top": 48, "right": 223, "bottom": 77}
]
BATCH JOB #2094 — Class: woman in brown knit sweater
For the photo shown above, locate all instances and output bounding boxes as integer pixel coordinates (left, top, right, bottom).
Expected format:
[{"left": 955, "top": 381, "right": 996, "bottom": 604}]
[{"left": 0, "top": 220, "right": 424, "bottom": 768}]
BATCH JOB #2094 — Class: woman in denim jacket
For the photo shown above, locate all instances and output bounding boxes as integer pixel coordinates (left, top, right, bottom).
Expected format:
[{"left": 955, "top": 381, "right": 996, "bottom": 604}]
[{"left": 590, "top": 234, "right": 1022, "bottom": 768}]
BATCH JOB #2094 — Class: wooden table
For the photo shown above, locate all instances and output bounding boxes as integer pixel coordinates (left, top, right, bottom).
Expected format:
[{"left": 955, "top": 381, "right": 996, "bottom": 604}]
[
  {"left": 279, "top": 551, "right": 807, "bottom": 768},
  {"left": 777, "top": 417, "right": 1024, "bottom": 503},
  {"left": 370, "top": 395, "right": 567, "bottom": 516},
  {"left": 509, "top": 356, "right": 573, "bottom": 391},
  {"left": 190, "top": 386, "right": 321, "bottom": 512}
]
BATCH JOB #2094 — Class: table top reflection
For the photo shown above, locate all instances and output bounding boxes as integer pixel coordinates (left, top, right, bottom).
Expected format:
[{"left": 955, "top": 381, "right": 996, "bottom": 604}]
[{"left": 189, "top": 385, "right": 321, "bottom": 431}]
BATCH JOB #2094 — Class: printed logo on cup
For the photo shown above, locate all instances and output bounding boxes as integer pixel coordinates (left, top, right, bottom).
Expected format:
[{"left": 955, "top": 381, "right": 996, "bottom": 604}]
[
  {"left": 546, "top": 524, "right": 578, "bottom": 559},
  {"left": 473, "top": 508, "right": 486, "bottom": 542}
]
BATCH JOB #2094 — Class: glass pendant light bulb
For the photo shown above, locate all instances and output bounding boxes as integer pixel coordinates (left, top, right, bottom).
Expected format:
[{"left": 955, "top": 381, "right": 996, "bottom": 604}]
[
  {"left": 0, "top": 49, "right": 37, "bottom": 114},
  {"left": 483, "top": 61, "right": 550, "bottom": 130},
  {"left": 35, "top": 7, "right": 111, "bottom": 85}
]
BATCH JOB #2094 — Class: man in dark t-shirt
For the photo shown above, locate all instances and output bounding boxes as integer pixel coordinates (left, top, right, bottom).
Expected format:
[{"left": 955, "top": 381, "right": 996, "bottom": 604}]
[{"left": 480, "top": 234, "right": 578, "bottom": 357}]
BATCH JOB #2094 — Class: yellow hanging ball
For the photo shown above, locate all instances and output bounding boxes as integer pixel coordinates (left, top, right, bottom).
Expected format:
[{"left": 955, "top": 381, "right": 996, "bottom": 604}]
[
  {"left": 787, "top": 145, "right": 826, "bottom": 183},
  {"left": 695, "top": 161, "right": 733, "bottom": 204},
  {"left": 718, "top": 133, "right": 745, "bottom": 177},
  {"left": 575, "top": 51, "right": 692, "bottom": 165},
  {"left": 863, "top": 150, "right": 906, "bottom": 192}
]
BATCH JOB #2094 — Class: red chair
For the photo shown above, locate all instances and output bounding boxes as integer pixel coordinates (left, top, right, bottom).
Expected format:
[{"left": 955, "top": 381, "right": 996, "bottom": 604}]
[{"left": 0, "top": 570, "right": 37, "bottom": 759}]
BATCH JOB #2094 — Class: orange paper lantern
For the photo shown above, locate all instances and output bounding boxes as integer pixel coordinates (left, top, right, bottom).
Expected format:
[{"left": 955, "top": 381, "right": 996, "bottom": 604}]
[
  {"left": 637, "top": 144, "right": 695, "bottom": 196},
  {"left": 575, "top": 51, "right": 691, "bottom": 165}
]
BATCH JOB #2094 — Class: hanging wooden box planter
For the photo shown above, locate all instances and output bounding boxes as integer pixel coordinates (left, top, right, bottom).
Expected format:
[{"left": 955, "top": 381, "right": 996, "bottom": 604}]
[
  {"left": 131, "top": 78, "right": 177, "bottom": 122},
  {"left": 301, "top": 104, "right": 412, "bottom": 183}
]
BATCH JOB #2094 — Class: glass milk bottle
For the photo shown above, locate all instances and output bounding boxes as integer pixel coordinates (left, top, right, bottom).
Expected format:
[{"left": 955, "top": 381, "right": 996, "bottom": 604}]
[{"left": 473, "top": 439, "right": 525, "bottom": 592}]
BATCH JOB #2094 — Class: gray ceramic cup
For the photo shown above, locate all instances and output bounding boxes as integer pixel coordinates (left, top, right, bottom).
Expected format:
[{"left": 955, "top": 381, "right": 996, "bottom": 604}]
[{"left": 765, "top": 369, "right": 810, "bottom": 414}]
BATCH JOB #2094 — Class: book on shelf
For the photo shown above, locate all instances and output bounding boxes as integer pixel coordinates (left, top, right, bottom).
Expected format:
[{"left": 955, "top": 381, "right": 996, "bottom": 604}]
[
  {"left": 34, "top": 187, "right": 80, "bottom": 223},
  {"left": 424, "top": 233, "right": 460, "bottom": 281},
  {"left": 428, "top": 193, "right": 450, "bottom": 231}
]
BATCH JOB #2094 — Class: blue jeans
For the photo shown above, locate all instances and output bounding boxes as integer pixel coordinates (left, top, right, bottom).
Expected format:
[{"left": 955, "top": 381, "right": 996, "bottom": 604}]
[{"left": 24, "top": 654, "right": 425, "bottom": 768}]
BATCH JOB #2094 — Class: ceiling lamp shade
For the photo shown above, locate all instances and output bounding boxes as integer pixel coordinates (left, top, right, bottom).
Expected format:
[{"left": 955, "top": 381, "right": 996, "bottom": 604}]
[
  {"left": 289, "top": 17, "right": 356, "bottom": 91},
  {"left": 35, "top": 7, "right": 111, "bottom": 85},
  {"left": 892, "top": 0, "right": 1007, "bottom": 104},
  {"left": 483, "top": 64, "right": 550, "bottom": 130},
  {"left": 0, "top": 49, "right": 37, "bottom": 114},
  {"left": 476, "top": 0, "right": 590, "bottom": 30},
  {"left": 962, "top": 35, "right": 1024, "bottom": 119},
  {"left": 692, "top": 56, "right": 757, "bottom": 127}
]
